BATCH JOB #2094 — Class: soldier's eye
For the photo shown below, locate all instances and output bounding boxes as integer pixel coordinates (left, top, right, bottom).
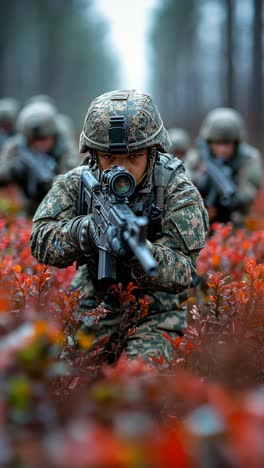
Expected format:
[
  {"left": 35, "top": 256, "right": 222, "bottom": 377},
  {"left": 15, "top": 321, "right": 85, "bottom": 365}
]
[
  {"left": 129, "top": 153, "right": 142, "bottom": 160},
  {"left": 103, "top": 154, "right": 115, "bottom": 160}
]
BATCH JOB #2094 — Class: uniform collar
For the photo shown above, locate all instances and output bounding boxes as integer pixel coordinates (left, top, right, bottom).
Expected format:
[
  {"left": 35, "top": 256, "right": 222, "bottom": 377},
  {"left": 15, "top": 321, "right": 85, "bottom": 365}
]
[{"left": 135, "top": 155, "right": 156, "bottom": 194}]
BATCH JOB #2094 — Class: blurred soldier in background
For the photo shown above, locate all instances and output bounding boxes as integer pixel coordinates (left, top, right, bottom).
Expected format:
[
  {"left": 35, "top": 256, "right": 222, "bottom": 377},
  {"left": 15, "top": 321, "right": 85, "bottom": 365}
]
[
  {"left": 25, "top": 94, "right": 78, "bottom": 159},
  {"left": 0, "top": 101, "right": 80, "bottom": 216},
  {"left": 167, "top": 127, "right": 190, "bottom": 159},
  {"left": 184, "top": 108, "right": 262, "bottom": 226},
  {"left": 0, "top": 98, "right": 20, "bottom": 151}
]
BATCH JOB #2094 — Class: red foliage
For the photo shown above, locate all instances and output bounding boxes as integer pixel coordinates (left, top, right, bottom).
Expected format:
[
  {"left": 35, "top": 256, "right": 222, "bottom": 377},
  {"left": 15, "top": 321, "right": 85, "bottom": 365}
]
[
  {"left": 0, "top": 207, "right": 263, "bottom": 466},
  {"left": 163, "top": 258, "right": 264, "bottom": 387},
  {"left": 198, "top": 223, "right": 264, "bottom": 280}
]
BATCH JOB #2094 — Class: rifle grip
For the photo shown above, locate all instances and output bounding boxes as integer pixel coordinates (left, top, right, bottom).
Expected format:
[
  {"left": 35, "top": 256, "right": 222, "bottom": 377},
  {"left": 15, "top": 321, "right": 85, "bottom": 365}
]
[{"left": 98, "top": 248, "right": 117, "bottom": 281}]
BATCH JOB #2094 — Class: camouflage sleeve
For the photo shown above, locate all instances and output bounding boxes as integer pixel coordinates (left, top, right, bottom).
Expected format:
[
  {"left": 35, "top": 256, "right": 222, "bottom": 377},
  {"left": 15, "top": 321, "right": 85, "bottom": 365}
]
[
  {"left": 0, "top": 138, "right": 17, "bottom": 185},
  {"left": 234, "top": 148, "right": 263, "bottom": 212},
  {"left": 30, "top": 168, "right": 85, "bottom": 267},
  {"left": 131, "top": 171, "right": 209, "bottom": 294}
]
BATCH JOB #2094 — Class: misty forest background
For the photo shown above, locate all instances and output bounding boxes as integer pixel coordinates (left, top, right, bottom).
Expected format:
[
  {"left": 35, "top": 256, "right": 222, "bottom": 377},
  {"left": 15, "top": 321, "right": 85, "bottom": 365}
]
[{"left": 0, "top": 0, "right": 263, "bottom": 150}]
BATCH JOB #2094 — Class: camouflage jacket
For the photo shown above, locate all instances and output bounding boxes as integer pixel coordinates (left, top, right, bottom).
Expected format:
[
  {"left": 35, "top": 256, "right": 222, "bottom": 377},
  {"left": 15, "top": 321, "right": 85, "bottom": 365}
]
[
  {"left": 0, "top": 134, "right": 80, "bottom": 215},
  {"left": 184, "top": 142, "right": 263, "bottom": 224},
  {"left": 30, "top": 153, "right": 208, "bottom": 300}
]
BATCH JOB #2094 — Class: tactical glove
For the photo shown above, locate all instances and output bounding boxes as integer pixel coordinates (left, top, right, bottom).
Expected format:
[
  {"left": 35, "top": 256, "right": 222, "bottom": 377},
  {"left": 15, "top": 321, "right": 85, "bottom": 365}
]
[
  {"left": 105, "top": 225, "right": 130, "bottom": 257},
  {"left": 70, "top": 215, "right": 98, "bottom": 255}
]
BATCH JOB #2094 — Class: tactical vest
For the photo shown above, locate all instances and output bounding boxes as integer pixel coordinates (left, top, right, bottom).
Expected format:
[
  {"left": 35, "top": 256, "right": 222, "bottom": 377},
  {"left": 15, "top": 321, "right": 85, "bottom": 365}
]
[
  {"left": 136, "top": 153, "right": 183, "bottom": 241},
  {"left": 80, "top": 152, "right": 183, "bottom": 242}
]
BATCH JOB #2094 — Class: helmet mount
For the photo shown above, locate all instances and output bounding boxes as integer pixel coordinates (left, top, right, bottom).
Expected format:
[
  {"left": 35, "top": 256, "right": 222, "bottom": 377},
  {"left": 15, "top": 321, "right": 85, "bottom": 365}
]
[{"left": 108, "top": 116, "right": 128, "bottom": 154}]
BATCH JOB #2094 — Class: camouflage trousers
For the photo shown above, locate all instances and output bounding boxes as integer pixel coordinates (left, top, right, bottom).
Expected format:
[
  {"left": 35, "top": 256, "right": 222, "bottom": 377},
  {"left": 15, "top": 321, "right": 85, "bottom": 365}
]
[{"left": 71, "top": 267, "right": 187, "bottom": 365}]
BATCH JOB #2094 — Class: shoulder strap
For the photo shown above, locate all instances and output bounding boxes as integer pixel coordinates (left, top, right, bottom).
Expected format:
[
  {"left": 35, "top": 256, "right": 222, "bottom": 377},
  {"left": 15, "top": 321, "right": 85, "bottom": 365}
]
[
  {"left": 80, "top": 154, "right": 91, "bottom": 166},
  {"left": 144, "top": 153, "right": 183, "bottom": 241},
  {"left": 154, "top": 153, "right": 183, "bottom": 208}
]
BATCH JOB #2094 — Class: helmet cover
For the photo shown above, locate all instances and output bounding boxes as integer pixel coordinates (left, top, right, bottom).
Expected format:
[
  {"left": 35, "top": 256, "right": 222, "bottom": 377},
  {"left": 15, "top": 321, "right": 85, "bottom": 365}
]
[{"left": 79, "top": 90, "right": 171, "bottom": 153}]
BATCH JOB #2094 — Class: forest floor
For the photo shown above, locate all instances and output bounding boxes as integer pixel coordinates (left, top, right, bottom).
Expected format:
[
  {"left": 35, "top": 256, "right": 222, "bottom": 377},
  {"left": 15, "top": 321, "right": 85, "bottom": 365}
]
[{"left": 0, "top": 182, "right": 263, "bottom": 467}]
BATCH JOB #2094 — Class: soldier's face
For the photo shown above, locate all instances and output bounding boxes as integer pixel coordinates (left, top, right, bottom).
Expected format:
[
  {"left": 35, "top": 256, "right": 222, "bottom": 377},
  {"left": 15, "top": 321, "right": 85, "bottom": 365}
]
[
  {"left": 97, "top": 149, "right": 149, "bottom": 183},
  {"left": 0, "top": 122, "right": 13, "bottom": 134},
  {"left": 29, "top": 136, "right": 56, "bottom": 154},
  {"left": 173, "top": 150, "right": 185, "bottom": 159},
  {"left": 209, "top": 141, "right": 236, "bottom": 161}
]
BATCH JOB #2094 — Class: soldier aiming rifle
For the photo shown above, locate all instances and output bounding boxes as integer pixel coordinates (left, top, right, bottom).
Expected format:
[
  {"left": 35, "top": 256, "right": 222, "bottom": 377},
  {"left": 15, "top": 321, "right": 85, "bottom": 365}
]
[
  {"left": 184, "top": 108, "right": 262, "bottom": 226},
  {"left": 0, "top": 98, "right": 19, "bottom": 152},
  {"left": 0, "top": 101, "right": 79, "bottom": 216},
  {"left": 31, "top": 90, "right": 208, "bottom": 365}
]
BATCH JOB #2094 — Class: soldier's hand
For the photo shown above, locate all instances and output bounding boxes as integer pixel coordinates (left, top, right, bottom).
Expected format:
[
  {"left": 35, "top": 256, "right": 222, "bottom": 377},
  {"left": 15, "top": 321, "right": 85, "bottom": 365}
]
[
  {"left": 70, "top": 215, "right": 98, "bottom": 255},
  {"left": 106, "top": 226, "right": 129, "bottom": 257}
]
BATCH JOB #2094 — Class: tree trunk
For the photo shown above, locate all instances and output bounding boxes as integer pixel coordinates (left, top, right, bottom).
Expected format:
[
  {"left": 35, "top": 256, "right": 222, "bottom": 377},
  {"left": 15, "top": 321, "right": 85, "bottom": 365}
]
[
  {"left": 251, "top": 0, "right": 263, "bottom": 148},
  {"left": 226, "top": 0, "right": 235, "bottom": 107}
]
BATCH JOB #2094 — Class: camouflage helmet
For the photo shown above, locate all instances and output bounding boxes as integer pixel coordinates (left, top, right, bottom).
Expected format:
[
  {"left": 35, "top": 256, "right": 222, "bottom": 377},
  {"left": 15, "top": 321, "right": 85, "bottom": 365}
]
[
  {"left": 17, "top": 102, "right": 58, "bottom": 139},
  {"left": 168, "top": 128, "right": 190, "bottom": 153},
  {"left": 79, "top": 90, "right": 171, "bottom": 153},
  {"left": 0, "top": 98, "right": 19, "bottom": 124},
  {"left": 199, "top": 108, "right": 245, "bottom": 142}
]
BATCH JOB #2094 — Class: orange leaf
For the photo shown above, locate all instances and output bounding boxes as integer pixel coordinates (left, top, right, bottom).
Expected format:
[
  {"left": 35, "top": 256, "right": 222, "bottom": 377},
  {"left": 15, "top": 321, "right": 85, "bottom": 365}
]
[
  {"left": 76, "top": 331, "right": 94, "bottom": 350},
  {"left": 13, "top": 264, "right": 22, "bottom": 273},
  {"left": 212, "top": 254, "right": 221, "bottom": 268},
  {"left": 34, "top": 320, "right": 48, "bottom": 336},
  {"left": 162, "top": 332, "right": 181, "bottom": 349},
  {"left": 149, "top": 354, "right": 165, "bottom": 365}
]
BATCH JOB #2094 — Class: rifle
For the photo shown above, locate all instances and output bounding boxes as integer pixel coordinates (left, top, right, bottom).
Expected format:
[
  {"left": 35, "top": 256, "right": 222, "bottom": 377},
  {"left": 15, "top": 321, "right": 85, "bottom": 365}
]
[
  {"left": 197, "top": 139, "right": 236, "bottom": 207},
  {"left": 14, "top": 147, "right": 56, "bottom": 198},
  {"left": 0, "top": 130, "right": 8, "bottom": 151},
  {"left": 78, "top": 166, "right": 159, "bottom": 281}
]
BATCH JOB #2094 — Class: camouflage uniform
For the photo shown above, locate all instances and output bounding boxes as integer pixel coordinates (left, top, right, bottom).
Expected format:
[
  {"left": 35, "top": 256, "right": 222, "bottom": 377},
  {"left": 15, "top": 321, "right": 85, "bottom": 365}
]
[
  {"left": 184, "top": 108, "right": 262, "bottom": 226},
  {"left": 0, "top": 102, "right": 79, "bottom": 216},
  {"left": 30, "top": 90, "right": 208, "bottom": 364},
  {"left": 0, "top": 98, "right": 19, "bottom": 151},
  {"left": 167, "top": 128, "right": 190, "bottom": 159}
]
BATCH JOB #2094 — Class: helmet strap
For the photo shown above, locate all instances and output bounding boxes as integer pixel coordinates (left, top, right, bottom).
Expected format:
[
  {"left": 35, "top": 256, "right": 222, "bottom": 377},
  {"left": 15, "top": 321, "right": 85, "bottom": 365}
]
[
  {"left": 149, "top": 147, "right": 158, "bottom": 161},
  {"left": 89, "top": 148, "right": 99, "bottom": 169}
]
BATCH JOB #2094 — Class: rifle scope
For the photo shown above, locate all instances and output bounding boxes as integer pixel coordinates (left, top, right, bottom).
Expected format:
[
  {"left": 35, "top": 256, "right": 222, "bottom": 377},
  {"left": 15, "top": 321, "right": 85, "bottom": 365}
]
[{"left": 102, "top": 166, "right": 136, "bottom": 198}]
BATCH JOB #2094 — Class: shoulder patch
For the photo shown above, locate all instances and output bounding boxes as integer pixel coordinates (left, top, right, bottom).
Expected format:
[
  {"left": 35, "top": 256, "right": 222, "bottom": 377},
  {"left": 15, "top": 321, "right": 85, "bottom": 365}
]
[{"left": 170, "top": 205, "right": 206, "bottom": 251}]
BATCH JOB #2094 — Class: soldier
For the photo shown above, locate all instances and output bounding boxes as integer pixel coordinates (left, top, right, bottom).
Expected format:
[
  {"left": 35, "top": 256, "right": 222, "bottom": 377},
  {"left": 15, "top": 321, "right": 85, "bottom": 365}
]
[
  {"left": 167, "top": 127, "right": 190, "bottom": 159},
  {"left": 30, "top": 90, "right": 208, "bottom": 364},
  {"left": 0, "top": 101, "right": 79, "bottom": 216},
  {"left": 184, "top": 108, "right": 262, "bottom": 226},
  {"left": 25, "top": 94, "right": 78, "bottom": 157},
  {"left": 0, "top": 98, "right": 19, "bottom": 151}
]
